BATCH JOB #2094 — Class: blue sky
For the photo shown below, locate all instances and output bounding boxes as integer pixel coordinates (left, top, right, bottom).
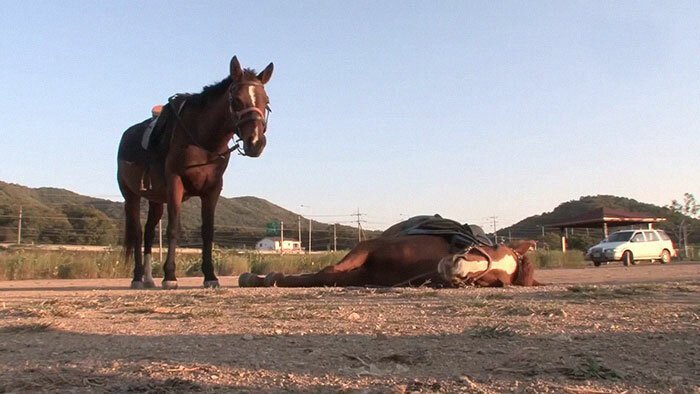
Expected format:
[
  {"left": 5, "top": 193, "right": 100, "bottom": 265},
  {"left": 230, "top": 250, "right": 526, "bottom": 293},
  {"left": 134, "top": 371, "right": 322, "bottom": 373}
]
[{"left": 1, "top": 1, "right": 698, "bottom": 230}]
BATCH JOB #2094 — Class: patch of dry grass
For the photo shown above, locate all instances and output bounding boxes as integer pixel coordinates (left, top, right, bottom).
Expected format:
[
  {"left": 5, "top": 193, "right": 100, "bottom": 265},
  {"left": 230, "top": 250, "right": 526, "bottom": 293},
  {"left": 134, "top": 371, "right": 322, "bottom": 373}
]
[
  {"left": 0, "top": 322, "right": 53, "bottom": 333},
  {"left": 466, "top": 324, "right": 516, "bottom": 338}
]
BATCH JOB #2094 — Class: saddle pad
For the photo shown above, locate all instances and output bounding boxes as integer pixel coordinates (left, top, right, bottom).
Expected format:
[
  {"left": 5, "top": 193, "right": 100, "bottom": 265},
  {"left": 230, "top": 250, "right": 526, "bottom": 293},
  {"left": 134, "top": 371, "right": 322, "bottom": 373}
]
[
  {"left": 140, "top": 116, "right": 160, "bottom": 150},
  {"left": 140, "top": 94, "right": 190, "bottom": 151},
  {"left": 396, "top": 215, "right": 493, "bottom": 249}
]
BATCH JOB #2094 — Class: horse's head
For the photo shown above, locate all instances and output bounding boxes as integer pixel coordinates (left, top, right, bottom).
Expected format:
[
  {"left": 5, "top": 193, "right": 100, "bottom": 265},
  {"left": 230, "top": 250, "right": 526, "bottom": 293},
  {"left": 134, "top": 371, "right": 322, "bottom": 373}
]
[
  {"left": 228, "top": 56, "right": 274, "bottom": 157},
  {"left": 437, "top": 241, "right": 537, "bottom": 287}
]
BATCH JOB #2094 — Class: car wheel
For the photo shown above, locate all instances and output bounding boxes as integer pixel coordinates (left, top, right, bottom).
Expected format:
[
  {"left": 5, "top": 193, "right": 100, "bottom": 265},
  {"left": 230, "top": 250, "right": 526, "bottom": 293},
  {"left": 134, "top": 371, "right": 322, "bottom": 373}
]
[
  {"left": 622, "top": 251, "right": 633, "bottom": 267},
  {"left": 594, "top": 261, "right": 602, "bottom": 267},
  {"left": 660, "top": 250, "right": 671, "bottom": 264}
]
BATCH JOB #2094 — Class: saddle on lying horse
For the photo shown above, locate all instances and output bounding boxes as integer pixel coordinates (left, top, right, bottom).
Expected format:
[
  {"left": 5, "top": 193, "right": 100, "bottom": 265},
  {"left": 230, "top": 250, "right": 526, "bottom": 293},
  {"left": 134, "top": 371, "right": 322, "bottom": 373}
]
[{"left": 383, "top": 214, "right": 493, "bottom": 251}]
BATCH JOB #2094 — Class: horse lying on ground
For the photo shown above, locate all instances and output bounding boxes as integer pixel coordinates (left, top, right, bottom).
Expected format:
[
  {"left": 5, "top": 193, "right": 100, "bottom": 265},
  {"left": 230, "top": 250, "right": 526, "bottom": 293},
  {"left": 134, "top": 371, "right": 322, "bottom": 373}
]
[{"left": 239, "top": 216, "right": 541, "bottom": 288}]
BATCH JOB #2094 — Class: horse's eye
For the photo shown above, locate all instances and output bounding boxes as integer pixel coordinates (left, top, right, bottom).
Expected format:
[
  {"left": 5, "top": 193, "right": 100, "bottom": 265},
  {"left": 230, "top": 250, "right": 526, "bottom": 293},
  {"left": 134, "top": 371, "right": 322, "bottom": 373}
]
[{"left": 232, "top": 98, "right": 244, "bottom": 108}]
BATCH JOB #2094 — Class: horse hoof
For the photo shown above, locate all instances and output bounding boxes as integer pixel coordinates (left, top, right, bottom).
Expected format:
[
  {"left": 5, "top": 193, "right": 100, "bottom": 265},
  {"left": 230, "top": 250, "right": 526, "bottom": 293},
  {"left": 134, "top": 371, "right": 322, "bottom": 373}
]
[
  {"left": 143, "top": 280, "right": 157, "bottom": 289},
  {"left": 130, "top": 281, "right": 144, "bottom": 289},
  {"left": 203, "top": 280, "right": 220, "bottom": 289},
  {"left": 264, "top": 272, "right": 284, "bottom": 287},
  {"left": 238, "top": 273, "right": 253, "bottom": 287},
  {"left": 162, "top": 280, "right": 179, "bottom": 290}
]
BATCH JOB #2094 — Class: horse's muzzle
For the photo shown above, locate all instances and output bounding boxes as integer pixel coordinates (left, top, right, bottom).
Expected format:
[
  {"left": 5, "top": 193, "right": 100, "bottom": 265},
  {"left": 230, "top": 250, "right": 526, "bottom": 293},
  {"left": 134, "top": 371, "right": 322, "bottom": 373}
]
[
  {"left": 437, "top": 255, "right": 456, "bottom": 282},
  {"left": 243, "top": 135, "right": 266, "bottom": 157}
]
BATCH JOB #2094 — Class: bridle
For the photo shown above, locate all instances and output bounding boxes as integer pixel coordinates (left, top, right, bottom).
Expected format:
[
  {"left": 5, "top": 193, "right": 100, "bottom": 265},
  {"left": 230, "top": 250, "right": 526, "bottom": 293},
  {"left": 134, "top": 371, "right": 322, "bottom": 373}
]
[
  {"left": 169, "top": 80, "right": 271, "bottom": 160},
  {"left": 449, "top": 245, "right": 494, "bottom": 287},
  {"left": 387, "top": 243, "right": 526, "bottom": 288},
  {"left": 228, "top": 80, "right": 271, "bottom": 156},
  {"left": 450, "top": 245, "right": 526, "bottom": 287},
  {"left": 388, "top": 244, "right": 496, "bottom": 288}
]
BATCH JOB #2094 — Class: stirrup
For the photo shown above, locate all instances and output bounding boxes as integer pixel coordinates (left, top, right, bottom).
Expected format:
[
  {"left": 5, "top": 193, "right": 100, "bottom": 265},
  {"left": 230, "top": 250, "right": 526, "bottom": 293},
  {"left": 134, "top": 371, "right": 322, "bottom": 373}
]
[{"left": 140, "top": 174, "right": 152, "bottom": 191}]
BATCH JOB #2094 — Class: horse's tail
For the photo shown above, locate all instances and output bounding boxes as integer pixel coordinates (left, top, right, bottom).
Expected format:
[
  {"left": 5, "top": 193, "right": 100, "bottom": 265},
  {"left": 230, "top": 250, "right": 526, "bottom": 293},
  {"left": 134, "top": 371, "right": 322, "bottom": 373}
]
[
  {"left": 118, "top": 177, "right": 138, "bottom": 268},
  {"left": 122, "top": 223, "right": 134, "bottom": 266}
]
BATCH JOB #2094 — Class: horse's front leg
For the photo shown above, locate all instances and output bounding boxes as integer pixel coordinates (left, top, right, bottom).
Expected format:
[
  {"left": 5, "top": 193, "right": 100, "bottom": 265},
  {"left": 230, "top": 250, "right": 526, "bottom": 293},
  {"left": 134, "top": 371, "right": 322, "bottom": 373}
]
[
  {"left": 142, "top": 201, "right": 164, "bottom": 288},
  {"left": 239, "top": 269, "right": 370, "bottom": 288},
  {"left": 162, "top": 177, "right": 184, "bottom": 289},
  {"left": 200, "top": 191, "right": 220, "bottom": 288}
]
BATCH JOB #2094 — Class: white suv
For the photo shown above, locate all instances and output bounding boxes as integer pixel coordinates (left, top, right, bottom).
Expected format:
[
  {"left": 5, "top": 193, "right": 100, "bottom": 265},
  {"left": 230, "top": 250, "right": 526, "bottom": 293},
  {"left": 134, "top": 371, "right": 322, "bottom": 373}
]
[{"left": 586, "top": 229, "right": 676, "bottom": 267}]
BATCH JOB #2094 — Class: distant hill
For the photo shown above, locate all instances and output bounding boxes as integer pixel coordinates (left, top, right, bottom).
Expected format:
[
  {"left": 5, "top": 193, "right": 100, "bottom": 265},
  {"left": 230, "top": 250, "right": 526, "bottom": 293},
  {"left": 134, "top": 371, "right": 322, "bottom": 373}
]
[
  {"left": 0, "top": 181, "right": 379, "bottom": 250},
  {"left": 500, "top": 195, "right": 700, "bottom": 250},
  {"left": 3, "top": 183, "right": 695, "bottom": 252}
]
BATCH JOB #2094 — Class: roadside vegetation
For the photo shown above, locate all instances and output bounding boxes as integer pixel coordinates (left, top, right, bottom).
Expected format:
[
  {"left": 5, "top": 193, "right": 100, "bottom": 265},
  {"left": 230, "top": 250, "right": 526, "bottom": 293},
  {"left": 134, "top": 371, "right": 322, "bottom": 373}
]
[{"left": 1, "top": 247, "right": 588, "bottom": 280}]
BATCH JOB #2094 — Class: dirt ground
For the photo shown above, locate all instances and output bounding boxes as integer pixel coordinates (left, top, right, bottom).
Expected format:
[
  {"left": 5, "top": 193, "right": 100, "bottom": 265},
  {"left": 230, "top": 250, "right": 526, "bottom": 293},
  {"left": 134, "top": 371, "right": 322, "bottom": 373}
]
[{"left": 1, "top": 262, "right": 698, "bottom": 393}]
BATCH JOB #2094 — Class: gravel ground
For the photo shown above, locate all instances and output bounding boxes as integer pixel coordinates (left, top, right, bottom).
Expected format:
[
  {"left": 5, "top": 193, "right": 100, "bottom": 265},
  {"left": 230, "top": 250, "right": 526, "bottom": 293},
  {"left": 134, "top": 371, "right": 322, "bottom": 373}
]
[{"left": 0, "top": 262, "right": 698, "bottom": 393}]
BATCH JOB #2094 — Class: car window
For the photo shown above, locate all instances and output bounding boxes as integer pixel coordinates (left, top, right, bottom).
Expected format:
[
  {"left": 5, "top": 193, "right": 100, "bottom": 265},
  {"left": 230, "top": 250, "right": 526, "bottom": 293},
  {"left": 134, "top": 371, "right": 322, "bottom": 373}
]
[
  {"left": 632, "top": 233, "right": 645, "bottom": 242},
  {"left": 608, "top": 232, "right": 633, "bottom": 242},
  {"left": 657, "top": 231, "right": 671, "bottom": 241},
  {"left": 645, "top": 231, "right": 659, "bottom": 242}
]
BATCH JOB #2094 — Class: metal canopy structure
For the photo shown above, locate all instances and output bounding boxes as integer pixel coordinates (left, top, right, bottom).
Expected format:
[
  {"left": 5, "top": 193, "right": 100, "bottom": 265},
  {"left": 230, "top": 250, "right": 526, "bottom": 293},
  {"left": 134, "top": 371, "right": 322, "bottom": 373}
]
[{"left": 550, "top": 207, "right": 667, "bottom": 252}]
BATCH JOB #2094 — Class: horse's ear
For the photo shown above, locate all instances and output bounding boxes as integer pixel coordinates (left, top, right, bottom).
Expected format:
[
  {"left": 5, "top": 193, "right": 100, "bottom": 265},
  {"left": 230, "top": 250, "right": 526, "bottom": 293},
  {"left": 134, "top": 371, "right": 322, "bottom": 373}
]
[
  {"left": 230, "top": 56, "right": 243, "bottom": 82},
  {"left": 257, "top": 62, "right": 274, "bottom": 84},
  {"left": 513, "top": 240, "right": 536, "bottom": 255},
  {"left": 514, "top": 254, "right": 537, "bottom": 286}
]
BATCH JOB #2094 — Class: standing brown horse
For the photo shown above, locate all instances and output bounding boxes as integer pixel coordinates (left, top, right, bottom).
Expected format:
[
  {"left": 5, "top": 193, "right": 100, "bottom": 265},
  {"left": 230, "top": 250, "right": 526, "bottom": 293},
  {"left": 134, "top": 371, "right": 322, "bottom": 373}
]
[{"left": 117, "top": 56, "right": 273, "bottom": 289}]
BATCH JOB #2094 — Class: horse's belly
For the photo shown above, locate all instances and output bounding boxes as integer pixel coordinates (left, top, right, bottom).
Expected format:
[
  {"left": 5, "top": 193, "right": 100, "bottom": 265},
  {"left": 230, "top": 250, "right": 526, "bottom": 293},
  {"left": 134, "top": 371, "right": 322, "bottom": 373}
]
[{"left": 117, "top": 160, "right": 167, "bottom": 202}]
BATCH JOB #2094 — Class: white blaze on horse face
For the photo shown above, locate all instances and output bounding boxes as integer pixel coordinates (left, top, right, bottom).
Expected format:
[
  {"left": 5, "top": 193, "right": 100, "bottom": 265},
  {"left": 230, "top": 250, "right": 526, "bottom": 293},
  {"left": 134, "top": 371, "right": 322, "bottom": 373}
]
[
  {"left": 450, "top": 254, "right": 517, "bottom": 278},
  {"left": 245, "top": 85, "right": 261, "bottom": 146},
  {"left": 248, "top": 85, "right": 257, "bottom": 107},
  {"left": 249, "top": 124, "right": 260, "bottom": 146}
]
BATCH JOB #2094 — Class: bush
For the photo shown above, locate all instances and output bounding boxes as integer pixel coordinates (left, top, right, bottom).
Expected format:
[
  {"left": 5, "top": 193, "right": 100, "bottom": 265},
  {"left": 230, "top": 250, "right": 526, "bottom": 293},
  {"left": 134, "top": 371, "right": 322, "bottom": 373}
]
[
  {"left": 530, "top": 250, "right": 586, "bottom": 269},
  {"left": 0, "top": 246, "right": 590, "bottom": 281},
  {"left": 0, "top": 249, "right": 117, "bottom": 280}
]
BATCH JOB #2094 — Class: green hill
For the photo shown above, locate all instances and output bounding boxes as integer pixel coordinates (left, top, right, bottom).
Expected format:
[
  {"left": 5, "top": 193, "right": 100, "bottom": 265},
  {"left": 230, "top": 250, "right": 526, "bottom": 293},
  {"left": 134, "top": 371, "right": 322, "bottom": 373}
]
[
  {"left": 500, "top": 195, "right": 699, "bottom": 250},
  {"left": 0, "top": 181, "right": 378, "bottom": 250},
  {"left": 3, "top": 182, "right": 694, "bottom": 252}
]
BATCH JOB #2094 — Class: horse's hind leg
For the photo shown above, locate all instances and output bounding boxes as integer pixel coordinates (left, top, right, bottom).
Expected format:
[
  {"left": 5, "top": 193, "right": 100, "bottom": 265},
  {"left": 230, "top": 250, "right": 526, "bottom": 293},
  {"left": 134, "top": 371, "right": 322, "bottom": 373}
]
[
  {"left": 319, "top": 241, "right": 374, "bottom": 273},
  {"left": 162, "top": 176, "right": 184, "bottom": 289},
  {"left": 142, "top": 201, "right": 164, "bottom": 289},
  {"left": 122, "top": 192, "right": 144, "bottom": 289}
]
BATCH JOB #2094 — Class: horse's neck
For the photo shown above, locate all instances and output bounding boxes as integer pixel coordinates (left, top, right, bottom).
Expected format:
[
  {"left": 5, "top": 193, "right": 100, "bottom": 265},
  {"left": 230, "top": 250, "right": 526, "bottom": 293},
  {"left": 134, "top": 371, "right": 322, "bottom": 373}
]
[{"left": 189, "top": 96, "right": 235, "bottom": 151}]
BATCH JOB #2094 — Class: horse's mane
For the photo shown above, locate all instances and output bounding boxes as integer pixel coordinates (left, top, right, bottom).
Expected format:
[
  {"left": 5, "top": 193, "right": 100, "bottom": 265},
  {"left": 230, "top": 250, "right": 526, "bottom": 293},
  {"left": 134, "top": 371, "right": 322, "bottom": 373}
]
[{"left": 187, "top": 68, "right": 258, "bottom": 107}]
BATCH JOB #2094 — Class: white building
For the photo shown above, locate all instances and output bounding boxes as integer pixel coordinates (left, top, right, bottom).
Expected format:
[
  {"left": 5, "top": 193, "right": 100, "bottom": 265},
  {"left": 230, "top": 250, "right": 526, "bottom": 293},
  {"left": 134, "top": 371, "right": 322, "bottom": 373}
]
[{"left": 255, "top": 237, "right": 302, "bottom": 253}]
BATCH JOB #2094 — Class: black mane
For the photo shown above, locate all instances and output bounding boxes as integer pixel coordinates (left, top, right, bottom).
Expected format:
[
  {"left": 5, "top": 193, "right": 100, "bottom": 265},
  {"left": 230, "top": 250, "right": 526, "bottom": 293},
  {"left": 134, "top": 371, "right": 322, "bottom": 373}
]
[{"left": 187, "top": 68, "right": 258, "bottom": 107}]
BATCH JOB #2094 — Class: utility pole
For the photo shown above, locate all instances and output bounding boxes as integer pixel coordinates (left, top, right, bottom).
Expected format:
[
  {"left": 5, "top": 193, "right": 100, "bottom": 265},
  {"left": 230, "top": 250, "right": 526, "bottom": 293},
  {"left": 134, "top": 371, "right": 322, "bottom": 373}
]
[
  {"left": 17, "top": 206, "right": 22, "bottom": 245},
  {"left": 355, "top": 208, "right": 363, "bottom": 242},
  {"left": 280, "top": 221, "right": 284, "bottom": 253},
  {"left": 301, "top": 205, "right": 312, "bottom": 253},
  {"left": 308, "top": 217, "right": 312, "bottom": 253},
  {"left": 297, "top": 216, "right": 301, "bottom": 248},
  {"left": 333, "top": 223, "right": 337, "bottom": 252},
  {"left": 488, "top": 215, "right": 498, "bottom": 244}
]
